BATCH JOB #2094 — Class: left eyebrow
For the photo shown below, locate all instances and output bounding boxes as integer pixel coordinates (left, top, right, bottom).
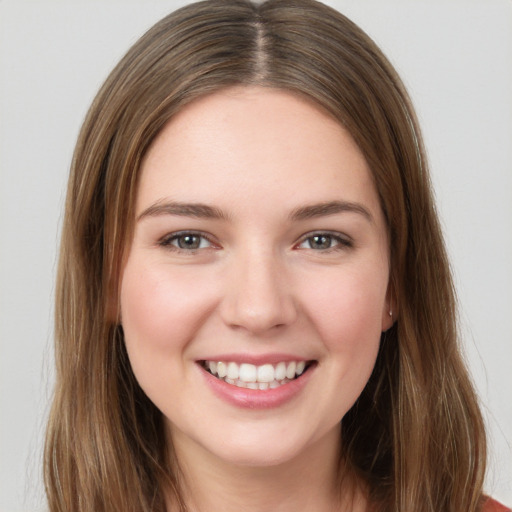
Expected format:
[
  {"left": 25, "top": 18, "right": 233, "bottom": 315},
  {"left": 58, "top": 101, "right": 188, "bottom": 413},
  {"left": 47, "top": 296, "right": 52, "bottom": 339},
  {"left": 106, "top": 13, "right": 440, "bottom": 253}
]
[
  {"left": 137, "top": 200, "right": 229, "bottom": 221},
  {"left": 289, "top": 200, "right": 373, "bottom": 223}
]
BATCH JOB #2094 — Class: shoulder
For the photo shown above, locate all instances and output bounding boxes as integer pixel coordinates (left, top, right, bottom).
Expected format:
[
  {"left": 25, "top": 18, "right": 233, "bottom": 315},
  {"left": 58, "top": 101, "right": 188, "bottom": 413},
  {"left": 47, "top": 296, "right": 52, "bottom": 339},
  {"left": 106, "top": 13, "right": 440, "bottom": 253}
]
[{"left": 482, "top": 497, "right": 511, "bottom": 512}]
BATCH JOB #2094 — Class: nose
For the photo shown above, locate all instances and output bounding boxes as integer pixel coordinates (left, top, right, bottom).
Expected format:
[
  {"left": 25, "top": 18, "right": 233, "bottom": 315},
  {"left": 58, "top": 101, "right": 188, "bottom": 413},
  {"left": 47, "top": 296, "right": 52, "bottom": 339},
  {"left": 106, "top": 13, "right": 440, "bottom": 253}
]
[{"left": 219, "top": 248, "right": 297, "bottom": 335}]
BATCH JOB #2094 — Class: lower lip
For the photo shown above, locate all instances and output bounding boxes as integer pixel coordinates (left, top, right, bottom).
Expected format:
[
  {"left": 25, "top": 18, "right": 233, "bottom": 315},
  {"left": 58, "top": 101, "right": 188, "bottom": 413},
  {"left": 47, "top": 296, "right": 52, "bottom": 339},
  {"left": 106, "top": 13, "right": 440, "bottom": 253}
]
[{"left": 199, "top": 363, "right": 314, "bottom": 409}]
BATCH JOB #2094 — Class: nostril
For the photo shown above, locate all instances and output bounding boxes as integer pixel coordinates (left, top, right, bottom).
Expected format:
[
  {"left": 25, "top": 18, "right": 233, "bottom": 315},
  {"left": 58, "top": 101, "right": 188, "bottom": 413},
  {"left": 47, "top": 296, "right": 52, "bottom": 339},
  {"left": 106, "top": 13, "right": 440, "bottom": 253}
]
[{"left": 218, "top": 264, "right": 298, "bottom": 334}]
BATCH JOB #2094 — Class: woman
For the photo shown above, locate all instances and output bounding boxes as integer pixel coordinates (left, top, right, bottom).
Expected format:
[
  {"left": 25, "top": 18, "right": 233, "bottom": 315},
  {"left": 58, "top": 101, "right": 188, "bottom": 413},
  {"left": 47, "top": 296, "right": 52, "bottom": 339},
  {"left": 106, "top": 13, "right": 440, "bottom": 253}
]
[{"left": 43, "top": 0, "right": 509, "bottom": 511}]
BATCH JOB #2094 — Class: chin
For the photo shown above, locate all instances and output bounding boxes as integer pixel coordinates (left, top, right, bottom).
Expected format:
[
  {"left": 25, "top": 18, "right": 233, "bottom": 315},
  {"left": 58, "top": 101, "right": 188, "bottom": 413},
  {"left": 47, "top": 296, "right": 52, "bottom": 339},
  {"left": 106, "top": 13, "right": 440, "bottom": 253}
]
[
  {"left": 210, "top": 441, "right": 307, "bottom": 468},
  {"left": 191, "top": 421, "right": 334, "bottom": 470}
]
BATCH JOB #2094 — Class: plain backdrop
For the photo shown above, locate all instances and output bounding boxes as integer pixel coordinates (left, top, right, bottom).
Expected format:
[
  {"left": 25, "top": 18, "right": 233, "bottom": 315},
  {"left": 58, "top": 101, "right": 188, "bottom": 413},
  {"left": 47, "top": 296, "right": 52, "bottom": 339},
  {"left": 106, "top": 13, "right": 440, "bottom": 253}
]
[{"left": 1, "top": 1, "right": 511, "bottom": 510}]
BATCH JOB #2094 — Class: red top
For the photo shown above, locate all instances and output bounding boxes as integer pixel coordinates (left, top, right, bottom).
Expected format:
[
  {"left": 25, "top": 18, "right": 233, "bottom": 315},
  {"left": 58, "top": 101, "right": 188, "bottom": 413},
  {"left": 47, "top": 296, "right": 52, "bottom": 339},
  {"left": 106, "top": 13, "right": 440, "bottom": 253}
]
[{"left": 483, "top": 498, "right": 511, "bottom": 512}]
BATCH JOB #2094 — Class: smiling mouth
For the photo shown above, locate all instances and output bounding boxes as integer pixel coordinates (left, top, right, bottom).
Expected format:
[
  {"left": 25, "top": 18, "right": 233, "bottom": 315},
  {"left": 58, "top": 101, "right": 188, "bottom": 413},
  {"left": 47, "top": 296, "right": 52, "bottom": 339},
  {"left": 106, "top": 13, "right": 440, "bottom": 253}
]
[{"left": 200, "top": 360, "right": 315, "bottom": 390}]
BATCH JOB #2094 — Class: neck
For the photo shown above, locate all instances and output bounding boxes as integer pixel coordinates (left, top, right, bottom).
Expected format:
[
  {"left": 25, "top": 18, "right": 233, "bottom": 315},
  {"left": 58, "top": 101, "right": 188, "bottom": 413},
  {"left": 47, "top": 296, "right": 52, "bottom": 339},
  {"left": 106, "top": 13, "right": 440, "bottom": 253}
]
[{"left": 165, "top": 427, "right": 366, "bottom": 512}]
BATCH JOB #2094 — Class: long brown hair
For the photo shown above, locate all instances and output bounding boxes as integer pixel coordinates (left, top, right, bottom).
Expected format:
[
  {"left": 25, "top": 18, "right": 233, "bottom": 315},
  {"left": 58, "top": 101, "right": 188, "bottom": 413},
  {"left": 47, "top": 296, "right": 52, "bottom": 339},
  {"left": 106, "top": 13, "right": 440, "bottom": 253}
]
[{"left": 44, "top": 1, "right": 487, "bottom": 510}]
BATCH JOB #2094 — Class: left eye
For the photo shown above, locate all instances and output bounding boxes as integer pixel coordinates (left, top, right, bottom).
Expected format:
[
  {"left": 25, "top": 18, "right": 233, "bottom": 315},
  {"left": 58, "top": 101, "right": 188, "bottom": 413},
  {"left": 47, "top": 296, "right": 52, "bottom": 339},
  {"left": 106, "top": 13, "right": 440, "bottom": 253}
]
[
  {"left": 160, "top": 232, "right": 212, "bottom": 251},
  {"left": 297, "top": 233, "right": 350, "bottom": 251}
]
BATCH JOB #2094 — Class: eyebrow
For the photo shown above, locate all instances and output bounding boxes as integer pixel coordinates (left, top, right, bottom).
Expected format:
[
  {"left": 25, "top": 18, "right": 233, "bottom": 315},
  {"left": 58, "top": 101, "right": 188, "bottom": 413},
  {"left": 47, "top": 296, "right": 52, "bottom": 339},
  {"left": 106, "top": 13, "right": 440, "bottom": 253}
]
[
  {"left": 289, "top": 200, "right": 373, "bottom": 223},
  {"left": 137, "top": 199, "right": 373, "bottom": 223},
  {"left": 137, "top": 201, "right": 229, "bottom": 221}
]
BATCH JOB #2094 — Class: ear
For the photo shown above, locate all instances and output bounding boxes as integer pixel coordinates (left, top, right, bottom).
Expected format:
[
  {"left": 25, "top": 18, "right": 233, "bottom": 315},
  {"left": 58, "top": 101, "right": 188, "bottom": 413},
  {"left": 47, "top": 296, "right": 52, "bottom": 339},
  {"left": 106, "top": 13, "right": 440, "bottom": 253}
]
[{"left": 381, "top": 287, "right": 397, "bottom": 332}]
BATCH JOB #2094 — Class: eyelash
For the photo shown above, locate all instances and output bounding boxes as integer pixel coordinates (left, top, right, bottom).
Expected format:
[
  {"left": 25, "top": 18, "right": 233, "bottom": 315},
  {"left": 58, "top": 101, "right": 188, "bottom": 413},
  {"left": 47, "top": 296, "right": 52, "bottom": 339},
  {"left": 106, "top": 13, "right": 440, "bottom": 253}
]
[
  {"left": 158, "top": 231, "right": 217, "bottom": 253},
  {"left": 158, "top": 230, "right": 353, "bottom": 254},
  {"left": 295, "top": 232, "right": 353, "bottom": 252}
]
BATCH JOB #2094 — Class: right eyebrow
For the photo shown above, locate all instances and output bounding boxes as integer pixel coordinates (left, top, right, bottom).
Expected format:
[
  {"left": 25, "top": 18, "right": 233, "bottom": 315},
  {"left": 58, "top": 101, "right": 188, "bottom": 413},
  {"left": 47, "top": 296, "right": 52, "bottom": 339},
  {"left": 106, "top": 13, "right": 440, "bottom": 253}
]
[{"left": 137, "top": 200, "right": 229, "bottom": 222}]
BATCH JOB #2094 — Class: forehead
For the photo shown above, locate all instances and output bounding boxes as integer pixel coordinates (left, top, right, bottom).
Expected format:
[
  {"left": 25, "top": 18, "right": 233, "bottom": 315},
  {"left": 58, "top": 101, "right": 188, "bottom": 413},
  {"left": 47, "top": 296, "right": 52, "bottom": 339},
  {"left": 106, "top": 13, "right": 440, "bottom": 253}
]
[{"left": 137, "top": 86, "right": 381, "bottom": 220}]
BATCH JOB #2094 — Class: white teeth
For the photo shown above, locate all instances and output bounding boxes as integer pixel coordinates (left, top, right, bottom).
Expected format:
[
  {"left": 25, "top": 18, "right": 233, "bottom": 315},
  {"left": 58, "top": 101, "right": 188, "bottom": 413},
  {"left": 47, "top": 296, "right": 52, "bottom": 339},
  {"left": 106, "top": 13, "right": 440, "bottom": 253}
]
[
  {"left": 275, "top": 362, "right": 286, "bottom": 381},
  {"left": 257, "top": 364, "right": 275, "bottom": 383},
  {"left": 204, "top": 359, "right": 310, "bottom": 389},
  {"left": 285, "top": 361, "right": 296, "bottom": 379},
  {"left": 239, "top": 363, "right": 257, "bottom": 383},
  {"left": 217, "top": 361, "right": 227, "bottom": 378},
  {"left": 227, "top": 362, "right": 239, "bottom": 380}
]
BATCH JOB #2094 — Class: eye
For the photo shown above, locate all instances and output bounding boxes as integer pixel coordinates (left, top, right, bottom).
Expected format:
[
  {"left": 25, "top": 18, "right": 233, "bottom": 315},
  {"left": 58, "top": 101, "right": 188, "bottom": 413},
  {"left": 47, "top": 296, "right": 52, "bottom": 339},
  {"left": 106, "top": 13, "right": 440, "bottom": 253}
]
[
  {"left": 159, "top": 231, "right": 215, "bottom": 252},
  {"left": 296, "top": 232, "right": 352, "bottom": 251}
]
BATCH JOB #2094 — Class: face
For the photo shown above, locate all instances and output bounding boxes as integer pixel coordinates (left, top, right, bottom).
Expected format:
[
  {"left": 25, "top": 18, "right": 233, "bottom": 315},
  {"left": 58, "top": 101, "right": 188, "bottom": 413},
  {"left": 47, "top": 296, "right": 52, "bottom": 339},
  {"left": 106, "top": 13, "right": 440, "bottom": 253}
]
[{"left": 120, "top": 87, "right": 393, "bottom": 469}]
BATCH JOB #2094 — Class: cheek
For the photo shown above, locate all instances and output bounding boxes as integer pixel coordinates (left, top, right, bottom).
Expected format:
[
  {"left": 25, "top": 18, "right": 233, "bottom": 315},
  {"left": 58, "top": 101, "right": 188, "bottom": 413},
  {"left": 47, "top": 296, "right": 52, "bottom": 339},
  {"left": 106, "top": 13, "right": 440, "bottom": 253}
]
[
  {"left": 289, "top": 264, "right": 388, "bottom": 429},
  {"left": 119, "top": 259, "right": 218, "bottom": 372},
  {"left": 299, "top": 264, "right": 387, "bottom": 357}
]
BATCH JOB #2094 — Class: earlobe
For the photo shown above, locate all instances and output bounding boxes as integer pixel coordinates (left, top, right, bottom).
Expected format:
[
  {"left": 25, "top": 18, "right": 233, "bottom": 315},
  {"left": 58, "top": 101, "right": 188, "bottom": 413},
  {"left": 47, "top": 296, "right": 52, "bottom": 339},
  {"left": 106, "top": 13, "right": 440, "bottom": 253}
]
[
  {"left": 381, "top": 305, "right": 394, "bottom": 332},
  {"left": 382, "top": 307, "right": 396, "bottom": 332},
  {"left": 381, "top": 291, "right": 397, "bottom": 332}
]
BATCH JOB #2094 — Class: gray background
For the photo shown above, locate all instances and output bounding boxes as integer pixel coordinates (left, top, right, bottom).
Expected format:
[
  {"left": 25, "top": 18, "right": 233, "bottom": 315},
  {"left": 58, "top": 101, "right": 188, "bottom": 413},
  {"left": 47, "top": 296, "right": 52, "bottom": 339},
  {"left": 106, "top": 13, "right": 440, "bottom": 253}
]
[{"left": 1, "top": 1, "right": 511, "bottom": 510}]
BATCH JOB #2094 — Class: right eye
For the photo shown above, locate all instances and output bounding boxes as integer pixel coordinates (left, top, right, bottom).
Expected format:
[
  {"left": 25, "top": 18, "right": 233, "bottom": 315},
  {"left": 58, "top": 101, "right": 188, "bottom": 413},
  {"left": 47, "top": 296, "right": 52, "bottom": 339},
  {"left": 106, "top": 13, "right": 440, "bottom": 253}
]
[{"left": 159, "top": 231, "right": 215, "bottom": 252}]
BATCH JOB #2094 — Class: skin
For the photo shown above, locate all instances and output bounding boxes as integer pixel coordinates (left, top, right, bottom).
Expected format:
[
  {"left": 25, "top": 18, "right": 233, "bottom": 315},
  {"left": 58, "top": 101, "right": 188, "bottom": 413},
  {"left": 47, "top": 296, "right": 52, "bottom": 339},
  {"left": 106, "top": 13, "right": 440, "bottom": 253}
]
[{"left": 120, "top": 86, "right": 393, "bottom": 511}]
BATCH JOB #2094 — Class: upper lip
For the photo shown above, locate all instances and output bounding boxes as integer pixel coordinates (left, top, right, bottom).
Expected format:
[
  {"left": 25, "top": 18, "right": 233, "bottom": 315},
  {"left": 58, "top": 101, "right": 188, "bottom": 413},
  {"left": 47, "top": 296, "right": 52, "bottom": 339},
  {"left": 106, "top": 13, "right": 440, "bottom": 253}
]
[{"left": 197, "top": 353, "right": 313, "bottom": 366}]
